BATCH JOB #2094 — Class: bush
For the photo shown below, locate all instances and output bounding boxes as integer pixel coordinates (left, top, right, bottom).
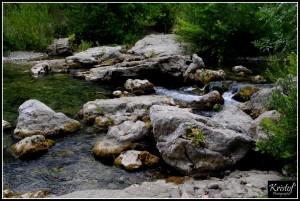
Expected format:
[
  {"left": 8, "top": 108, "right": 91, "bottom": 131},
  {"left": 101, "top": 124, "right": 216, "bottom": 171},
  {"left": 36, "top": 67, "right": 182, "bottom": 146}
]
[
  {"left": 255, "top": 53, "right": 297, "bottom": 176},
  {"left": 77, "top": 40, "right": 93, "bottom": 52},
  {"left": 174, "top": 3, "right": 265, "bottom": 63},
  {"left": 3, "top": 3, "right": 57, "bottom": 52}
]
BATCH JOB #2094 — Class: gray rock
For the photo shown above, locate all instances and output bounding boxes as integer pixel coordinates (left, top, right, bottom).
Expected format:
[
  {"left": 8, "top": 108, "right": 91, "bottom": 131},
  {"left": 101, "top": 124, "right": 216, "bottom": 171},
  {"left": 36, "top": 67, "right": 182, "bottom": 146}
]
[
  {"left": 149, "top": 105, "right": 253, "bottom": 177},
  {"left": 78, "top": 95, "right": 175, "bottom": 125},
  {"left": 93, "top": 120, "right": 151, "bottom": 160},
  {"left": 84, "top": 55, "right": 189, "bottom": 83},
  {"left": 186, "top": 69, "right": 226, "bottom": 85},
  {"left": 65, "top": 46, "right": 122, "bottom": 68},
  {"left": 232, "top": 66, "right": 253, "bottom": 74},
  {"left": 238, "top": 87, "right": 275, "bottom": 119},
  {"left": 183, "top": 54, "right": 205, "bottom": 79},
  {"left": 124, "top": 79, "right": 155, "bottom": 95},
  {"left": 220, "top": 190, "right": 234, "bottom": 198},
  {"left": 55, "top": 179, "right": 178, "bottom": 198},
  {"left": 14, "top": 99, "right": 81, "bottom": 138},
  {"left": 128, "top": 34, "right": 189, "bottom": 57},
  {"left": 30, "top": 62, "right": 51, "bottom": 78},
  {"left": 232, "top": 85, "right": 261, "bottom": 102},
  {"left": 190, "top": 90, "right": 224, "bottom": 110},
  {"left": 211, "top": 105, "right": 254, "bottom": 136},
  {"left": 205, "top": 80, "right": 236, "bottom": 95},
  {"left": 46, "top": 38, "right": 73, "bottom": 56},
  {"left": 53, "top": 169, "right": 282, "bottom": 198}
]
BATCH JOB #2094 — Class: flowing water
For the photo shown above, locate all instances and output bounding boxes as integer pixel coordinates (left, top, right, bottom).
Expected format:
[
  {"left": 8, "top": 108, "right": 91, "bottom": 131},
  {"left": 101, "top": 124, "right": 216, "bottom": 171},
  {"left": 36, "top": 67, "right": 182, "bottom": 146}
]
[{"left": 2, "top": 60, "right": 273, "bottom": 195}]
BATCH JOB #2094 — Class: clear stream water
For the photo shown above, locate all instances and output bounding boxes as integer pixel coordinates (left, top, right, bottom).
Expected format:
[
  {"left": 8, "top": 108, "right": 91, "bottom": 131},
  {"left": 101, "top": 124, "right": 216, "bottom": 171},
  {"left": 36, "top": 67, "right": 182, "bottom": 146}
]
[{"left": 2, "top": 61, "right": 272, "bottom": 195}]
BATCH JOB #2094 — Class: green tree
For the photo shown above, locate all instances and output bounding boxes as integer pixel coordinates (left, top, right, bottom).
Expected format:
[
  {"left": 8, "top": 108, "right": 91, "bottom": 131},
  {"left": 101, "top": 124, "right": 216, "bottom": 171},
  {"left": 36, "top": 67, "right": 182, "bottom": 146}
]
[
  {"left": 3, "top": 3, "right": 178, "bottom": 53},
  {"left": 63, "top": 3, "right": 178, "bottom": 46},
  {"left": 252, "top": 3, "right": 297, "bottom": 57},
  {"left": 174, "top": 3, "right": 265, "bottom": 63},
  {"left": 3, "top": 3, "right": 56, "bottom": 52}
]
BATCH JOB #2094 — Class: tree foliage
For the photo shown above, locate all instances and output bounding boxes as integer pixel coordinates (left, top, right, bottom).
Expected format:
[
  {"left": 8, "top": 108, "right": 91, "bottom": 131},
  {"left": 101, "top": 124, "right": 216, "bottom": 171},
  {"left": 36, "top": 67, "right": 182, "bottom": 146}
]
[
  {"left": 252, "top": 3, "right": 297, "bottom": 57},
  {"left": 3, "top": 3, "right": 56, "bottom": 52},
  {"left": 3, "top": 3, "right": 178, "bottom": 53},
  {"left": 174, "top": 3, "right": 266, "bottom": 63},
  {"left": 174, "top": 3, "right": 297, "bottom": 63},
  {"left": 3, "top": 3, "right": 297, "bottom": 59}
]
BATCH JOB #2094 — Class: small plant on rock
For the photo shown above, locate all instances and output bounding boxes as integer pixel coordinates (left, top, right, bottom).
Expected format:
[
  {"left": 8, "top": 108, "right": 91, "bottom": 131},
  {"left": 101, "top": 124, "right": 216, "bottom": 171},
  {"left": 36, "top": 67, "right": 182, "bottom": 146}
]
[
  {"left": 94, "top": 105, "right": 104, "bottom": 115},
  {"left": 186, "top": 125, "right": 206, "bottom": 147},
  {"left": 213, "top": 103, "right": 222, "bottom": 112},
  {"left": 148, "top": 50, "right": 157, "bottom": 58}
]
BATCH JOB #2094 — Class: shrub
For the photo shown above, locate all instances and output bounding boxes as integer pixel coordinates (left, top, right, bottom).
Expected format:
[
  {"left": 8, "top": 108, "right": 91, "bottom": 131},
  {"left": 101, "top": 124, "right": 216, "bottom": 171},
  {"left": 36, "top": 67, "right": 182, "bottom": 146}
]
[
  {"left": 3, "top": 3, "right": 58, "bottom": 52},
  {"left": 77, "top": 40, "right": 93, "bottom": 52},
  {"left": 255, "top": 53, "right": 297, "bottom": 176}
]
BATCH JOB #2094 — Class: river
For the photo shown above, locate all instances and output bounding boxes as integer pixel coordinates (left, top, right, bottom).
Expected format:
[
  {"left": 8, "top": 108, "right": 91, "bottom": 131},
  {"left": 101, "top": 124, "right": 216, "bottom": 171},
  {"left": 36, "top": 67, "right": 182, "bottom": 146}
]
[{"left": 2, "top": 60, "right": 273, "bottom": 195}]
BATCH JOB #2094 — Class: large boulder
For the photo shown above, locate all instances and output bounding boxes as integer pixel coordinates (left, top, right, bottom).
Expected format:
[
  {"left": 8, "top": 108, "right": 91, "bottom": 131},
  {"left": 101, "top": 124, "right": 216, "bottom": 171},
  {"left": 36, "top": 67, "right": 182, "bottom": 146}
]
[
  {"left": 83, "top": 55, "right": 189, "bottom": 85},
  {"left": 85, "top": 95, "right": 175, "bottom": 162},
  {"left": 71, "top": 34, "right": 194, "bottom": 85},
  {"left": 65, "top": 46, "right": 122, "bottom": 68},
  {"left": 14, "top": 99, "right": 81, "bottom": 139},
  {"left": 211, "top": 105, "right": 254, "bottom": 135},
  {"left": 10, "top": 135, "right": 55, "bottom": 158},
  {"left": 78, "top": 95, "right": 175, "bottom": 126},
  {"left": 149, "top": 105, "right": 253, "bottom": 177},
  {"left": 46, "top": 38, "right": 73, "bottom": 56},
  {"left": 190, "top": 90, "right": 224, "bottom": 110},
  {"left": 128, "top": 34, "right": 189, "bottom": 57}
]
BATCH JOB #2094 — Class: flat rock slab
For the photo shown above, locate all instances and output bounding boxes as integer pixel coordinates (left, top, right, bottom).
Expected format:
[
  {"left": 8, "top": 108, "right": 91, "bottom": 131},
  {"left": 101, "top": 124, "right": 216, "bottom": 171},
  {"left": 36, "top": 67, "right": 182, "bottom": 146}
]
[{"left": 53, "top": 169, "right": 283, "bottom": 198}]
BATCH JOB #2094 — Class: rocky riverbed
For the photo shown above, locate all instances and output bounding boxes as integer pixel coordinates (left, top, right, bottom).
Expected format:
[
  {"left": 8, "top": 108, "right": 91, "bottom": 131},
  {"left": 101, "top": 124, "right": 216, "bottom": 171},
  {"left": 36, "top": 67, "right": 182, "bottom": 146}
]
[{"left": 3, "top": 34, "right": 294, "bottom": 198}]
